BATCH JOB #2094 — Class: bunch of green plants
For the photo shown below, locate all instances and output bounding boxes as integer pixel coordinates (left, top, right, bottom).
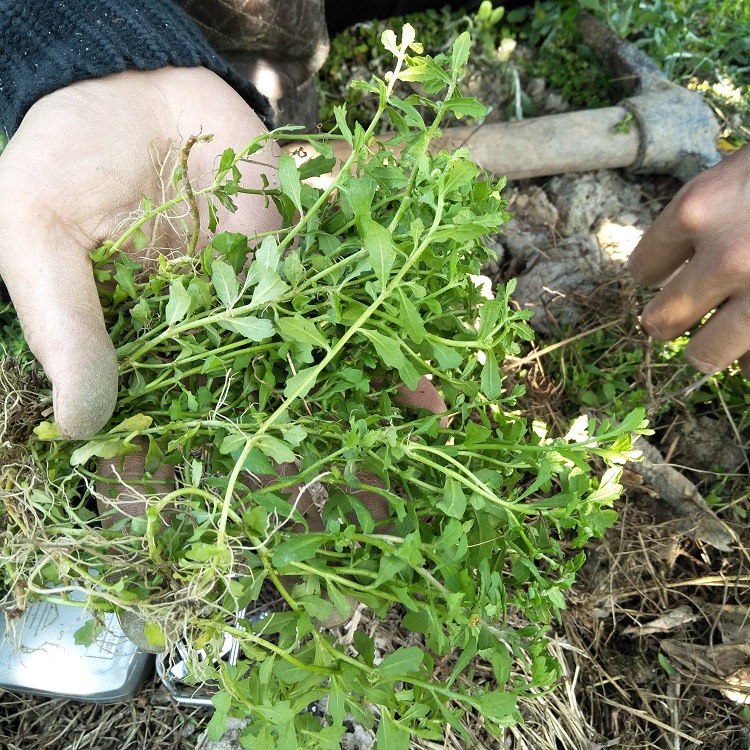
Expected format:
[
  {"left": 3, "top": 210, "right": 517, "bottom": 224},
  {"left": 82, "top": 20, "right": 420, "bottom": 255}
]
[
  {"left": 0, "top": 300, "right": 26, "bottom": 361},
  {"left": 1, "top": 28, "right": 647, "bottom": 749}
]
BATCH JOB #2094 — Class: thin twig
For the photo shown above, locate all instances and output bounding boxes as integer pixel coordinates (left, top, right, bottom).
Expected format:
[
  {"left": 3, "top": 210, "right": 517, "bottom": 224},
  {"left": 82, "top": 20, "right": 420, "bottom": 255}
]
[
  {"left": 180, "top": 134, "right": 213, "bottom": 257},
  {"left": 503, "top": 318, "right": 627, "bottom": 370}
]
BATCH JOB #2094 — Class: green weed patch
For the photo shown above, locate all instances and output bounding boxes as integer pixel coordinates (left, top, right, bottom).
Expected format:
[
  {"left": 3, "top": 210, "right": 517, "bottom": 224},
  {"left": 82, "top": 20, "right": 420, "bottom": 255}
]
[{"left": 0, "top": 29, "right": 646, "bottom": 749}]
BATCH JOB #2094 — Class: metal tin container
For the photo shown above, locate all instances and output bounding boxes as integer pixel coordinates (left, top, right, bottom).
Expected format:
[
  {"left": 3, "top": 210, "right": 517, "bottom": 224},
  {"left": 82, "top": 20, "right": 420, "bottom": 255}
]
[{"left": 0, "top": 599, "right": 154, "bottom": 702}]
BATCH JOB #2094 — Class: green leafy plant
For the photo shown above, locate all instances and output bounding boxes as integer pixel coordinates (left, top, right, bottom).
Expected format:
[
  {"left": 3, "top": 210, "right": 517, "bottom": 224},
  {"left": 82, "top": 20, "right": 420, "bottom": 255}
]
[
  {"left": 474, "top": 0, "right": 507, "bottom": 55},
  {"left": 1, "top": 27, "right": 647, "bottom": 749}
]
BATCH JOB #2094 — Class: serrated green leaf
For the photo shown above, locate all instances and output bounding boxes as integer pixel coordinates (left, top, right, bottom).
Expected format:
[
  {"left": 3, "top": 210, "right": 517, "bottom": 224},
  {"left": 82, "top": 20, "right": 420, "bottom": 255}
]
[
  {"left": 375, "top": 712, "right": 410, "bottom": 750},
  {"left": 33, "top": 422, "right": 60, "bottom": 440},
  {"left": 73, "top": 619, "right": 103, "bottom": 647},
  {"left": 283, "top": 251, "right": 304, "bottom": 285},
  {"left": 165, "top": 278, "right": 191, "bottom": 326},
  {"left": 278, "top": 152, "right": 302, "bottom": 213},
  {"left": 297, "top": 154, "right": 336, "bottom": 181},
  {"left": 210, "top": 232, "right": 249, "bottom": 271},
  {"left": 277, "top": 315, "right": 329, "bottom": 350},
  {"left": 113, "top": 262, "right": 137, "bottom": 299},
  {"left": 280, "top": 424, "right": 307, "bottom": 446},
  {"left": 437, "top": 477, "right": 467, "bottom": 519},
  {"left": 207, "top": 693, "right": 232, "bottom": 741},
  {"left": 362, "top": 217, "right": 396, "bottom": 286},
  {"left": 69, "top": 438, "right": 137, "bottom": 467},
  {"left": 300, "top": 595, "right": 334, "bottom": 623},
  {"left": 481, "top": 349, "right": 502, "bottom": 399},
  {"left": 445, "top": 96, "right": 487, "bottom": 120},
  {"left": 251, "top": 269, "right": 289, "bottom": 307},
  {"left": 283, "top": 365, "right": 318, "bottom": 400},
  {"left": 276, "top": 721, "right": 297, "bottom": 750},
  {"left": 144, "top": 621, "right": 166, "bottom": 648},
  {"left": 272, "top": 535, "right": 323, "bottom": 568},
  {"left": 108, "top": 413, "right": 153, "bottom": 433},
  {"left": 431, "top": 341, "right": 463, "bottom": 370},
  {"left": 465, "top": 421, "right": 491, "bottom": 444},
  {"left": 212, "top": 259, "right": 240, "bottom": 308},
  {"left": 219, "top": 433, "right": 247, "bottom": 455},
  {"left": 326, "top": 582, "right": 353, "bottom": 619},
  {"left": 255, "top": 435, "right": 296, "bottom": 464},
  {"left": 328, "top": 678, "right": 347, "bottom": 726},
  {"left": 353, "top": 631, "right": 376, "bottom": 666},
  {"left": 217, "top": 147, "right": 236, "bottom": 177},
  {"left": 133, "top": 227, "right": 149, "bottom": 252},
  {"left": 397, "top": 289, "right": 425, "bottom": 344},
  {"left": 334, "top": 104, "right": 353, "bottom": 144},
  {"left": 397, "top": 358, "right": 420, "bottom": 391},
  {"left": 474, "top": 690, "right": 517, "bottom": 722},
  {"left": 255, "top": 235, "right": 281, "bottom": 272},
  {"left": 381, "top": 29, "right": 399, "bottom": 56},
  {"left": 451, "top": 31, "right": 472, "bottom": 77},
  {"left": 362, "top": 329, "right": 405, "bottom": 370},
  {"left": 378, "top": 646, "right": 424, "bottom": 678},
  {"left": 218, "top": 316, "right": 275, "bottom": 341}
]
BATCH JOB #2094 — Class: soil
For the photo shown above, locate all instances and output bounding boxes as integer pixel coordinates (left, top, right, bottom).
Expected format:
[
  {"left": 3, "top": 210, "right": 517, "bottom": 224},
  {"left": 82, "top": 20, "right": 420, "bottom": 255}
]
[{"left": 2, "top": 24, "right": 750, "bottom": 750}]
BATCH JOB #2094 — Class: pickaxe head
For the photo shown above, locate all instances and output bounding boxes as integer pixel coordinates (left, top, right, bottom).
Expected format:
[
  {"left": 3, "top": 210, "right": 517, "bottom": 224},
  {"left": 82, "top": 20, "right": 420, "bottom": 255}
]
[{"left": 578, "top": 13, "right": 721, "bottom": 182}]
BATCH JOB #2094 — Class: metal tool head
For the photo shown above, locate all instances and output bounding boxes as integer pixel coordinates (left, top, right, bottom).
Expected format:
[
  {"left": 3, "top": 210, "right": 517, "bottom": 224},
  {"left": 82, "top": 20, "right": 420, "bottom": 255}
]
[{"left": 578, "top": 13, "right": 722, "bottom": 182}]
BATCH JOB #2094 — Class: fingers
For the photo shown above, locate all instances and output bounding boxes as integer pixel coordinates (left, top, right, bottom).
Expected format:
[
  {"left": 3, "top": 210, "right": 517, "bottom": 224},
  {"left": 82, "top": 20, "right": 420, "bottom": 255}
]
[
  {"left": 396, "top": 376, "right": 447, "bottom": 414},
  {"left": 628, "top": 145, "right": 750, "bottom": 372},
  {"left": 396, "top": 376, "right": 450, "bottom": 428},
  {"left": 682, "top": 294, "right": 750, "bottom": 373},
  {"left": 628, "top": 148, "right": 749, "bottom": 287},
  {"left": 150, "top": 67, "right": 281, "bottom": 241},
  {"left": 96, "top": 438, "right": 175, "bottom": 530},
  {"left": 628, "top": 189, "right": 698, "bottom": 287},
  {"left": 0, "top": 208, "right": 118, "bottom": 439},
  {"left": 636, "top": 241, "right": 745, "bottom": 341}
]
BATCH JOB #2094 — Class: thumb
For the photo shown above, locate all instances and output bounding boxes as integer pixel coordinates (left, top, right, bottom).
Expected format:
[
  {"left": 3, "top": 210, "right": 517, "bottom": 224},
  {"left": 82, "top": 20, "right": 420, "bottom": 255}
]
[{"left": 0, "top": 216, "right": 118, "bottom": 439}]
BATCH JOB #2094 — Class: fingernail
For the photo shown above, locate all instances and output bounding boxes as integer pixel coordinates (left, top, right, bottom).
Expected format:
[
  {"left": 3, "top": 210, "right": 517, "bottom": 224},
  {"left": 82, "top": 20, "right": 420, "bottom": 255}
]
[
  {"left": 684, "top": 355, "right": 720, "bottom": 374},
  {"left": 637, "top": 315, "right": 664, "bottom": 341},
  {"left": 52, "top": 348, "right": 118, "bottom": 440}
]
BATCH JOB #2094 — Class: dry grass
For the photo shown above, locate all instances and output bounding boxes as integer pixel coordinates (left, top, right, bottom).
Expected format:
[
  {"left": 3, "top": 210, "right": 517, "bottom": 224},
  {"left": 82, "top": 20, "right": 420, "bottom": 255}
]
[{"left": 0, "top": 680, "right": 210, "bottom": 750}]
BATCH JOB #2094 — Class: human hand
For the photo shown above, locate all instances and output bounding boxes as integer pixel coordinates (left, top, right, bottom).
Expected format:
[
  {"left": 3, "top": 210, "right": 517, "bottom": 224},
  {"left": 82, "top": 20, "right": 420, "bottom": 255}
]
[
  {"left": 0, "top": 66, "right": 279, "bottom": 439},
  {"left": 628, "top": 143, "right": 750, "bottom": 375},
  {"left": 97, "top": 376, "right": 448, "bottom": 532}
]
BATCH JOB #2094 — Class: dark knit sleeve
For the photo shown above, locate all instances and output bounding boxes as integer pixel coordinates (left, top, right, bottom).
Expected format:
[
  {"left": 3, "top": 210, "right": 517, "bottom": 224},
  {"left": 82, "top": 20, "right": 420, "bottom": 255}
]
[{"left": 0, "top": 0, "right": 274, "bottom": 139}]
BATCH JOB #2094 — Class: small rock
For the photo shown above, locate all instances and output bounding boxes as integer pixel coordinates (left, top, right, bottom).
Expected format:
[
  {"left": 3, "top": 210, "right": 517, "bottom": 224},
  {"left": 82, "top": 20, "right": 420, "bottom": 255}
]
[
  {"left": 498, "top": 224, "right": 550, "bottom": 263},
  {"left": 526, "top": 76, "right": 547, "bottom": 108},
  {"left": 520, "top": 187, "right": 559, "bottom": 227},
  {"left": 547, "top": 171, "right": 643, "bottom": 237},
  {"left": 675, "top": 414, "right": 746, "bottom": 474},
  {"left": 597, "top": 220, "right": 644, "bottom": 262},
  {"left": 341, "top": 722, "right": 375, "bottom": 750},
  {"left": 196, "top": 717, "right": 249, "bottom": 750},
  {"left": 543, "top": 91, "right": 569, "bottom": 113}
]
